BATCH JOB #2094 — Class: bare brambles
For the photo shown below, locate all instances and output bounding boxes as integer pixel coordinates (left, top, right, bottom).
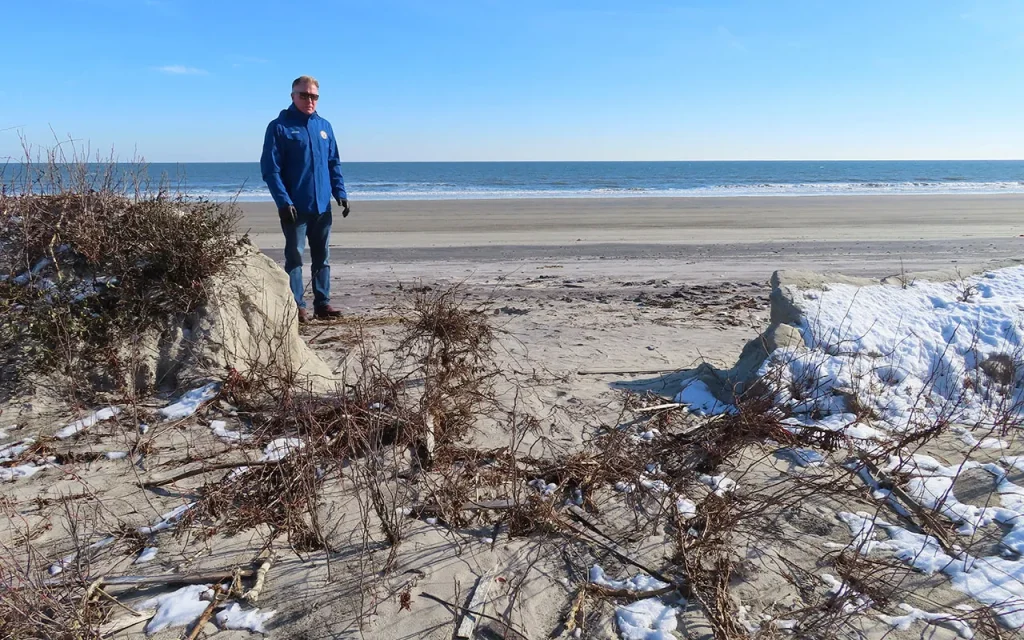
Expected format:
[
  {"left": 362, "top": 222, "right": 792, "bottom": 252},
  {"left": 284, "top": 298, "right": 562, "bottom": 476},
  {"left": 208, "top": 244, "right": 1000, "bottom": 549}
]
[
  {"left": 0, "top": 573, "right": 109, "bottom": 640},
  {"left": 0, "top": 167, "right": 239, "bottom": 399}
]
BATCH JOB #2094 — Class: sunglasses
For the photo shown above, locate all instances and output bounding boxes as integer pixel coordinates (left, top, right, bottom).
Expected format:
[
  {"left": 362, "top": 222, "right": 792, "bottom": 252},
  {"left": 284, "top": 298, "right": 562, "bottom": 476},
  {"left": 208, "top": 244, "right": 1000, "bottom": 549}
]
[{"left": 296, "top": 91, "right": 319, "bottom": 101}]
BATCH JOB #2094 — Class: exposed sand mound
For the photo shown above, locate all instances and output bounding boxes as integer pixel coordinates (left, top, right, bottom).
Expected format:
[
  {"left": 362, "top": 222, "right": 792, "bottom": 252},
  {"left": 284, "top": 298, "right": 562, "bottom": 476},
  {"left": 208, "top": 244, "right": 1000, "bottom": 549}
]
[
  {"left": 678, "top": 261, "right": 1024, "bottom": 411},
  {"left": 127, "top": 241, "right": 336, "bottom": 393}
]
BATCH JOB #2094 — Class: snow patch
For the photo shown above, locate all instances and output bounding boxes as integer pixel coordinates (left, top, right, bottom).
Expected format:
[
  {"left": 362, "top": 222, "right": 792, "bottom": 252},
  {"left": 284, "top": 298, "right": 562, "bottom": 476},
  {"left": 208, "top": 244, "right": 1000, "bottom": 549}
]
[
  {"left": 674, "top": 379, "right": 734, "bottom": 416},
  {"left": 137, "top": 585, "right": 212, "bottom": 634},
  {"left": 135, "top": 547, "right": 158, "bottom": 564},
  {"left": 0, "top": 438, "right": 34, "bottom": 461},
  {"left": 836, "top": 511, "right": 1024, "bottom": 628},
  {"left": 698, "top": 474, "right": 736, "bottom": 497},
  {"left": 158, "top": 383, "right": 220, "bottom": 421},
  {"left": 138, "top": 503, "right": 195, "bottom": 535},
  {"left": 215, "top": 602, "right": 276, "bottom": 633},
  {"left": 0, "top": 463, "right": 44, "bottom": 482},
  {"left": 49, "top": 536, "right": 114, "bottom": 576},
  {"left": 955, "top": 427, "right": 1008, "bottom": 451},
  {"left": 761, "top": 266, "right": 1024, "bottom": 434},
  {"left": 615, "top": 598, "right": 680, "bottom": 640},
  {"left": 590, "top": 565, "right": 669, "bottom": 592},
  {"left": 821, "top": 573, "right": 872, "bottom": 613},
  {"left": 210, "top": 420, "right": 253, "bottom": 443},
  {"left": 590, "top": 565, "right": 681, "bottom": 640},
  {"left": 632, "top": 428, "right": 660, "bottom": 443},
  {"left": 878, "top": 602, "right": 974, "bottom": 639},
  {"left": 675, "top": 497, "right": 697, "bottom": 519},
  {"left": 528, "top": 478, "right": 558, "bottom": 496},
  {"left": 260, "top": 437, "right": 303, "bottom": 462},
  {"left": 55, "top": 407, "right": 120, "bottom": 440}
]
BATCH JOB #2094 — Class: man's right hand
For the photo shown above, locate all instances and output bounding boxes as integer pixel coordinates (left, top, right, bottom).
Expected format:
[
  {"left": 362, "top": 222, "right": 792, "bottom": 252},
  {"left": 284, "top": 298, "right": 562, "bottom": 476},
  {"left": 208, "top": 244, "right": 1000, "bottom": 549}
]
[{"left": 278, "top": 205, "right": 297, "bottom": 225}]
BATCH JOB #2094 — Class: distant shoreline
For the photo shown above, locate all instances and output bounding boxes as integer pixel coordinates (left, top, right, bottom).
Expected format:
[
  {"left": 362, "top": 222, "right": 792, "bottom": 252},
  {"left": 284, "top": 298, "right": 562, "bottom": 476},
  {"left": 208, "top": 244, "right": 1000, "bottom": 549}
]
[{"left": 219, "top": 189, "right": 1024, "bottom": 203}]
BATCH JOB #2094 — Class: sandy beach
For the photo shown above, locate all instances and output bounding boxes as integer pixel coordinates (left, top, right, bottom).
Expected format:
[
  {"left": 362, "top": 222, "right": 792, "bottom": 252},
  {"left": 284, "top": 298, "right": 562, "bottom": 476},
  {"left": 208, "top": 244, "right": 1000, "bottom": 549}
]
[
  {"left": 244, "top": 195, "right": 1024, "bottom": 301},
  {"left": 3, "top": 193, "right": 1024, "bottom": 639},
  {"left": 242, "top": 194, "right": 1024, "bottom": 250}
]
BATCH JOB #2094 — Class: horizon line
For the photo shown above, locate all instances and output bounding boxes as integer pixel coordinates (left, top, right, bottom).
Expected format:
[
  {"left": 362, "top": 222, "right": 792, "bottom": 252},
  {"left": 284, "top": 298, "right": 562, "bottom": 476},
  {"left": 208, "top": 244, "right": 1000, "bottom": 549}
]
[{"left": 7, "top": 158, "right": 1024, "bottom": 164}]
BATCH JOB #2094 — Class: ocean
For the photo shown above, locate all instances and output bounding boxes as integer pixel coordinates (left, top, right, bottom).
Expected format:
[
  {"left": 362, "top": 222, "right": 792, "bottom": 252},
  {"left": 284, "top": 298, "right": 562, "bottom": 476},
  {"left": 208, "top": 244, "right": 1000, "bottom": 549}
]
[{"left": 12, "top": 161, "right": 1024, "bottom": 201}]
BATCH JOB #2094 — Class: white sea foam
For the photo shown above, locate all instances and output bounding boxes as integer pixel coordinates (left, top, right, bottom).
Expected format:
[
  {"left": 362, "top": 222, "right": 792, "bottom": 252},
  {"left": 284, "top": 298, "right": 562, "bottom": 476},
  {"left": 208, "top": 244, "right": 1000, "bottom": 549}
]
[{"left": 191, "top": 180, "right": 1024, "bottom": 202}]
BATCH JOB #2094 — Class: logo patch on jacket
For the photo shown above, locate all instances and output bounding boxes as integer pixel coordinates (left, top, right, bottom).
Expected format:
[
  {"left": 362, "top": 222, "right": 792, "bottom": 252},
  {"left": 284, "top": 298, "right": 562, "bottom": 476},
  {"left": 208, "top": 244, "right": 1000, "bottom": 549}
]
[{"left": 320, "top": 130, "right": 328, "bottom": 139}]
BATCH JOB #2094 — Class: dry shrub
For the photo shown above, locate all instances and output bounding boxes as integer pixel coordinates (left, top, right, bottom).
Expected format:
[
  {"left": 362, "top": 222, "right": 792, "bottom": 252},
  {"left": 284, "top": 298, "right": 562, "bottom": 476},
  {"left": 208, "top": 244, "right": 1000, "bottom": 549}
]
[
  {"left": 181, "top": 457, "right": 325, "bottom": 551},
  {"left": 0, "top": 579, "right": 108, "bottom": 640},
  {"left": 0, "top": 158, "right": 239, "bottom": 399},
  {"left": 177, "top": 286, "right": 501, "bottom": 564},
  {"left": 655, "top": 393, "right": 841, "bottom": 478},
  {"left": 0, "top": 539, "right": 110, "bottom": 640},
  {"left": 395, "top": 286, "right": 497, "bottom": 447}
]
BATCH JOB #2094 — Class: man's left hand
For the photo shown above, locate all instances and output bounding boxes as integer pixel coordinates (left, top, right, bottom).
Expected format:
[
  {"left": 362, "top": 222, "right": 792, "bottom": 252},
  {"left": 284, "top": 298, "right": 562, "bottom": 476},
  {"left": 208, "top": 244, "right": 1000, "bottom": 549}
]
[{"left": 336, "top": 197, "right": 351, "bottom": 218}]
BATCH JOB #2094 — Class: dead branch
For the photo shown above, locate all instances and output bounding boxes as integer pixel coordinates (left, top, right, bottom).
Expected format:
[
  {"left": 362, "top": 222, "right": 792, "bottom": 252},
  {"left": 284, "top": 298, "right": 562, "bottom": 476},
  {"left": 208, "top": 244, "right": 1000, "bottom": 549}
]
[
  {"left": 859, "top": 457, "right": 957, "bottom": 555},
  {"left": 558, "top": 509, "right": 689, "bottom": 597},
  {"left": 100, "top": 610, "right": 156, "bottom": 638},
  {"left": 140, "top": 460, "right": 282, "bottom": 489},
  {"left": 578, "top": 368, "right": 681, "bottom": 376},
  {"left": 52, "top": 568, "right": 255, "bottom": 588},
  {"left": 420, "top": 592, "right": 531, "bottom": 640},
  {"left": 585, "top": 583, "right": 678, "bottom": 601},
  {"left": 634, "top": 402, "right": 687, "bottom": 413},
  {"left": 185, "top": 584, "right": 225, "bottom": 640}
]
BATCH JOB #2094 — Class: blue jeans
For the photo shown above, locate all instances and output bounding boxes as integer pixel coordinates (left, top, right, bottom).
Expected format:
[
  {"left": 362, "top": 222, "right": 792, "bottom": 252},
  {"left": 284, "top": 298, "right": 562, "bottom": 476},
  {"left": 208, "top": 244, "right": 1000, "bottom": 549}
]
[{"left": 282, "top": 210, "right": 332, "bottom": 309}]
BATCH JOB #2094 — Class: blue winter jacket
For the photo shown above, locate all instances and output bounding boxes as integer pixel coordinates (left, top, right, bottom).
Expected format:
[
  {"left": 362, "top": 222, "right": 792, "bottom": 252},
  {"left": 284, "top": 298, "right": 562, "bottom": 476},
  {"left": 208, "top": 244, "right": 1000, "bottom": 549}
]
[{"left": 261, "top": 104, "right": 347, "bottom": 215}]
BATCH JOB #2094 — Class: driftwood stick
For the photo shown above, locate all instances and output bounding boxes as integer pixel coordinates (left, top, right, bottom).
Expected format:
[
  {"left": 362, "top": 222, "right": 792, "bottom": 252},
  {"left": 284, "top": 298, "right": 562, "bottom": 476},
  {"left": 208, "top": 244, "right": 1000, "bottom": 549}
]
[
  {"left": 140, "top": 461, "right": 281, "bottom": 488},
  {"left": 185, "top": 584, "right": 224, "bottom": 640},
  {"left": 243, "top": 556, "right": 274, "bottom": 605},
  {"left": 560, "top": 509, "right": 689, "bottom": 596},
  {"left": 561, "top": 587, "right": 587, "bottom": 637},
  {"left": 96, "top": 585, "right": 144, "bottom": 617},
  {"left": 82, "top": 577, "right": 103, "bottom": 610},
  {"left": 634, "top": 403, "right": 687, "bottom": 413},
  {"left": 859, "top": 457, "right": 957, "bottom": 555},
  {"left": 90, "top": 569, "right": 254, "bottom": 588},
  {"left": 455, "top": 565, "right": 498, "bottom": 639},
  {"left": 578, "top": 368, "right": 681, "bottom": 376},
  {"left": 407, "top": 498, "right": 518, "bottom": 517}
]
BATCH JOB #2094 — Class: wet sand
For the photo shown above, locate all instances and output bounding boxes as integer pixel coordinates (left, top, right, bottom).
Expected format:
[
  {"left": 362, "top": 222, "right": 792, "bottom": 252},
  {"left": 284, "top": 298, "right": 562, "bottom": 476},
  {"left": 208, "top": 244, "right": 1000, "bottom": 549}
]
[
  {"left": 242, "top": 195, "right": 1024, "bottom": 292},
  {"left": 240, "top": 194, "right": 1024, "bottom": 251}
]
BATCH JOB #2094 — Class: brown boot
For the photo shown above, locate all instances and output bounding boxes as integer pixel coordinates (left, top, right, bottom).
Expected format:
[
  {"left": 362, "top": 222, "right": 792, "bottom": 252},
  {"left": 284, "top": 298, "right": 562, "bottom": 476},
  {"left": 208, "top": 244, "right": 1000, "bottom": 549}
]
[
  {"left": 314, "top": 305, "right": 342, "bottom": 319},
  {"left": 297, "top": 307, "right": 310, "bottom": 324}
]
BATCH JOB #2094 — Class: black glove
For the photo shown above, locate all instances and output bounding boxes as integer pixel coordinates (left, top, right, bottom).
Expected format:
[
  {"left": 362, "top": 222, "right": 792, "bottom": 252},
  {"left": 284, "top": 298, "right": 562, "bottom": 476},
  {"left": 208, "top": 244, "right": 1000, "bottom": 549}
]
[
  {"left": 337, "top": 197, "right": 350, "bottom": 218},
  {"left": 278, "top": 205, "right": 297, "bottom": 225}
]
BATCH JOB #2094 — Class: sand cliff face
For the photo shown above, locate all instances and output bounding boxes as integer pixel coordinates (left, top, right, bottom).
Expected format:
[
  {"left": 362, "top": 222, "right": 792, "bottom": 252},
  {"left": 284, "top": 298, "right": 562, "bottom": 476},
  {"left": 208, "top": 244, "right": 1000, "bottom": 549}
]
[
  {"left": 681, "top": 261, "right": 1024, "bottom": 408},
  {"left": 126, "top": 242, "right": 336, "bottom": 394}
]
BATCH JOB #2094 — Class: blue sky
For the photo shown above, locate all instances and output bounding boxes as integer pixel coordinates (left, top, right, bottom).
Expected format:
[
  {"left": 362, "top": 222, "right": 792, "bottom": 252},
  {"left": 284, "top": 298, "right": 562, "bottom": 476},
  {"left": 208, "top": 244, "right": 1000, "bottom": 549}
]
[{"left": 2, "top": 0, "right": 1023, "bottom": 161}]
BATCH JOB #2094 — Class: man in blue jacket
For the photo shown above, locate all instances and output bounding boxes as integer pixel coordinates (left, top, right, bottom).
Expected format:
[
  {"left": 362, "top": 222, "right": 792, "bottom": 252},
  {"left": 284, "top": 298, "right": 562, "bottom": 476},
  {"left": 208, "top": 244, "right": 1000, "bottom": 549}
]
[{"left": 261, "top": 75, "right": 350, "bottom": 322}]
